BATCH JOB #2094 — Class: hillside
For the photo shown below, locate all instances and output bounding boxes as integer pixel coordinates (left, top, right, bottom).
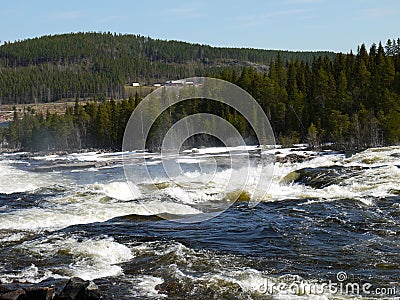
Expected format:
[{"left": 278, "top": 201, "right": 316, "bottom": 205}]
[
  {"left": 1, "top": 34, "right": 400, "bottom": 151},
  {"left": 0, "top": 32, "right": 334, "bottom": 104}
]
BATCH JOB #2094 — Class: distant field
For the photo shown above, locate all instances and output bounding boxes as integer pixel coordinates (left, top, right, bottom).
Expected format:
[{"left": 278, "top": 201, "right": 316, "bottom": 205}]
[
  {"left": 0, "top": 101, "right": 77, "bottom": 123},
  {"left": 0, "top": 85, "right": 158, "bottom": 124}
]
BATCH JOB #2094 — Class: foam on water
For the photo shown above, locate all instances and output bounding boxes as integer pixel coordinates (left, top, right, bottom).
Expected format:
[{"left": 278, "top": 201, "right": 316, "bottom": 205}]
[
  {"left": 1, "top": 147, "right": 399, "bottom": 298},
  {"left": 2, "top": 146, "right": 399, "bottom": 232},
  {"left": 125, "top": 147, "right": 397, "bottom": 207},
  {"left": 0, "top": 183, "right": 201, "bottom": 232},
  {"left": 182, "top": 145, "right": 258, "bottom": 155},
  {"left": 265, "top": 146, "right": 400, "bottom": 204},
  {"left": 129, "top": 275, "right": 167, "bottom": 299},
  {"left": 93, "top": 181, "right": 141, "bottom": 201},
  {"left": 19, "top": 235, "right": 133, "bottom": 281},
  {"left": 63, "top": 237, "right": 133, "bottom": 280},
  {"left": 176, "top": 157, "right": 206, "bottom": 164},
  {"left": 158, "top": 186, "right": 219, "bottom": 205},
  {"left": 0, "top": 201, "right": 200, "bottom": 232},
  {"left": 208, "top": 270, "right": 370, "bottom": 299},
  {"left": 32, "top": 154, "right": 60, "bottom": 161},
  {"left": 1, "top": 148, "right": 397, "bottom": 214},
  {"left": 344, "top": 146, "right": 400, "bottom": 167},
  {"left": 0, "top": 264, "right": 61, "bottom": 284},
  {"left": 32, "top": 151, "right": 126, "bottom": 163},
  {"left": 135, "top": 240, "right": 349, "bottom": 299},
  {"left": 0, "top": 232, "right": 27, "bottom": 244},
  {"left": 0, "top": 160, "right": 47, "bottom": 194},
  {"left": 139, "top": 164, "right": 269, "bottom": 214}
]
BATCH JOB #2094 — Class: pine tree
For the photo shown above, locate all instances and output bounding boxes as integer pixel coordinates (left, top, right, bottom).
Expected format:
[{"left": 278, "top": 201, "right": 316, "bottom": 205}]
[{"left": 307, "top": 123, "right": 319, "bottom": 149}]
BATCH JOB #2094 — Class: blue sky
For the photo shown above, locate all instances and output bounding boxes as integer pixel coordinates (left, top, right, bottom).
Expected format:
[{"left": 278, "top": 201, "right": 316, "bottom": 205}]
[{"left": 1, "top": 0, "right": 399, "bottom": 52}]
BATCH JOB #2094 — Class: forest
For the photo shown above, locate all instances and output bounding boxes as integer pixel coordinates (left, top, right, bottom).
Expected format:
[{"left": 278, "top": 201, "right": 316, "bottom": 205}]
[
  {"left": 0, "top": 32, "right": 333, "bottom": 104},
  {"left": 1, "top": 33, "right": 400, "bottom": 151}
]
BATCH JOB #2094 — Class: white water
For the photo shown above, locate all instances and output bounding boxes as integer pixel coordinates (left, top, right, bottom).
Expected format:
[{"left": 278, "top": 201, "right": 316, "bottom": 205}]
[
  {"left": 279, "top": 147, "right": 400, "bottom": 202},
  {"left": 19, "top": 234, "right": 134, "bottom": 281},
  {"left": 0, "top": 189, "right": 200, "bottom": 231},
  {"left": 32, "top": 151, "right": 126, "bottom": 163},
  {"left": 129, "top": 275, "right": 167, "bottom": 299},
  {"left": 0, "top": 264, "right": 61, "bottom": 284},
  {"left": 1, "top": 147, "right": 400, "bottom": 233},
  {"left": 129, "top": 240, "right": 356, "bottom": 299},
  {"left": 92, "top": 181, "right": 141, "bottom": 201},
  {"left": 1, "top": 147, "right": 399, "bottom": 297},
  {"left": 0, "top": 160, "right": 49, "bottom": 194}
]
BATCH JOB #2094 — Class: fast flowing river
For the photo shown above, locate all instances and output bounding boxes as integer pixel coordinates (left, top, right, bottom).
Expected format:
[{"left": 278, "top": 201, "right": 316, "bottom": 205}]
[{"left": 0, "top": 146, "right": 399, "bottom": 299}]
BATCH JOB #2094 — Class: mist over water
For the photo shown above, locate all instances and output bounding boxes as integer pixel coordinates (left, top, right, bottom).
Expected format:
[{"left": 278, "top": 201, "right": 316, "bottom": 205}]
[{"left": 0, "top": 146, "right": 399, "bottom": 299}]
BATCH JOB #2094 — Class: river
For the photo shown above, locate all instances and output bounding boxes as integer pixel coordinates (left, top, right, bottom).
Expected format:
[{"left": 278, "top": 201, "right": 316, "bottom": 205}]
[{"left": 0, "top": 146, "right": 399, "bottom": 299}]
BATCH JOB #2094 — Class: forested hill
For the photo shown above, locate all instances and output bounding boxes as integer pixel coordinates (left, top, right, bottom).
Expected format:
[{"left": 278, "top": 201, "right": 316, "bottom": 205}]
[
  {"left": 1, "top": 33, "right": 400, "bottom": 151},
  {"left": 0, "top": 32, "right": 334, "bottom": 104}
]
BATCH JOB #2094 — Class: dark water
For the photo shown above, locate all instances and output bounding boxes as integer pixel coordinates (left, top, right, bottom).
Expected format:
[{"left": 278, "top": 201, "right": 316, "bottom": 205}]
[{"left": 0, "top": 147, "right": 399, "bottom": 299}]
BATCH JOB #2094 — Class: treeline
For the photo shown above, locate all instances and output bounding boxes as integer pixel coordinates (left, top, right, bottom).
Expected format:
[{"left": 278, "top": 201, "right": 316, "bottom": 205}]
[
  {"left": 1, "top": 96, "right": 139, "bottom": 151},
  {"left": 230, "top": 41, "right": 400, "bottom": 148},
  {"left": 1, "top": 38, "right": 400, "bottom": 151},
  {"left": 0, "top": 32, "right": 333, "bottom": 104}
]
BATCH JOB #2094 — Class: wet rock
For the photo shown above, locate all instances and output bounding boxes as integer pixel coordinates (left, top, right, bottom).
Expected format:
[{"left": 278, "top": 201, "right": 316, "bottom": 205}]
[
  {"left": 94, "top": 161, "right": 116, "bottom": 168},
  {"left": 35, "top": 278, "right": 69, "bottom": 298},
  {"left": 25, "top": 286, "right": 54, "bottom": 300},
  {"left": 280, "top": 170, "right": 301, "bottom": 184},
  {"left": 282, "top": 165, "right": 365, "bottom": 189},
  {"left": 56, "top": 277, "right": 100, "bottom": 300},
  {"left": 0, "top": 277, "right": 100, "bottom": 300},
  {"left": 33, "top": 159, "right": 117, "bottom": 172},
  {"left": 275, "top": 153, "right": 311, "bottom": 164},
  {"left": 390, "top": 152, "right": 400, "bottom": 158},
  {"left": 0, "top": 288, "right": 26, "bottom": 300}
]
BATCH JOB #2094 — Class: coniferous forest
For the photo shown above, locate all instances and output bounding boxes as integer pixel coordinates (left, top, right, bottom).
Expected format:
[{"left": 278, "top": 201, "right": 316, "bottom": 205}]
[{"left": 1, "top": 32, "right": 400, "bottom": 151}]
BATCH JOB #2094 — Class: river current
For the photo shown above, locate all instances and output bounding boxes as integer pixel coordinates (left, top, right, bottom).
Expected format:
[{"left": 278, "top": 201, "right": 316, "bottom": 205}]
[{"left": 0, "top": 146, "right": 399, "bottom": 299}]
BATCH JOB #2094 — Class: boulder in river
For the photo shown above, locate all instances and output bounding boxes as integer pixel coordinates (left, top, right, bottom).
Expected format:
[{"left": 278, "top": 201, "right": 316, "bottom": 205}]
[
  {"left": 0, "top": 277, "right": 100, "bottom": 300},
  {"left": 57, "top": 277, "right": 100, "bottom": 300},
  {"left": 275, "top": 153, "right": 311, "bottom": 164},
  {"left": 0, "top": 287, "right": 26, "bottom": 300}
]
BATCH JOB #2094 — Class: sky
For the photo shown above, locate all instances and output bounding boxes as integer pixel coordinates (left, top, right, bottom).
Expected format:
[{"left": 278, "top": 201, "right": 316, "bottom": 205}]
[{"left": 1, "top": 0, "right": 400, "bottom": 53}]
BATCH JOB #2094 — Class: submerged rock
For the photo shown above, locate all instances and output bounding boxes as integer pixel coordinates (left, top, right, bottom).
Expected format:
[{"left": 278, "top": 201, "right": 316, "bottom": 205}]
[
  {"left": 281, "top": 165, "right": 365, "bottom": 189},
  {"left": 224, "top": 189, "right": 251, "bottom": 202},
  {"left": 280, "top": 171, "right": 301, "bottom": 184}
]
